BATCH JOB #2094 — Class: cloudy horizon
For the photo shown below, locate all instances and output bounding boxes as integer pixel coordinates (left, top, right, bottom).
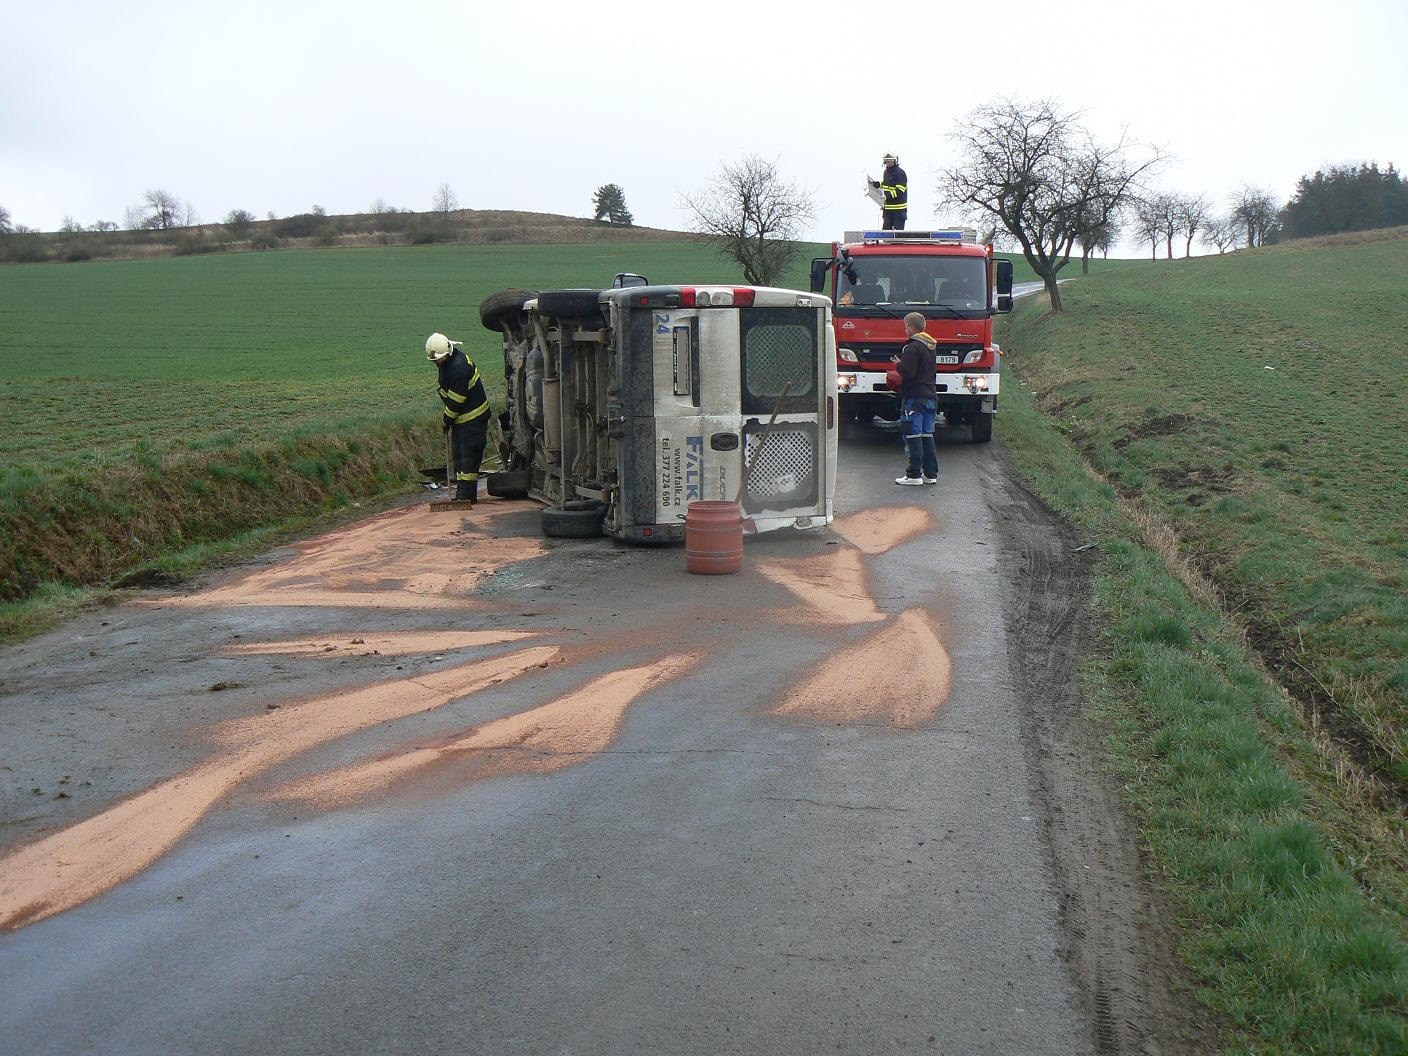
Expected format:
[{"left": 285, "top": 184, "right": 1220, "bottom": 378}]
[{"left": 4, "top": 0, "right": 1405, "bottom": 255}]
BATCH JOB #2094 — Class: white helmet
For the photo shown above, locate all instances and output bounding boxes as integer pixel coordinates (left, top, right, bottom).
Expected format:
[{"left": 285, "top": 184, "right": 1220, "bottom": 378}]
[{"left": 425, "top": 332, "right": 459, "bottom": 361}]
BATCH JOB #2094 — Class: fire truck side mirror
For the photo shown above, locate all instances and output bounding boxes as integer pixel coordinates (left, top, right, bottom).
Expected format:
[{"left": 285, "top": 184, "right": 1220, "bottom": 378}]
[
  {"left": 809, "top": 258, "right": 830, "bottom": 294},
  {"left": 996, "top": 295, "right": 1014, "bottom": 314},
  {"left": 995, "top": 259, "right": 1014, "bottom": 296}
]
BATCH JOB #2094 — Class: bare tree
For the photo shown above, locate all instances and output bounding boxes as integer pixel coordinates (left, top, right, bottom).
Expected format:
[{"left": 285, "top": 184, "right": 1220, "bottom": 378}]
[
  {"left": 89, "top": 220, "right": 118, "bottom": 233},
  {"left": 181, "top": 202, "right": 200, "bottom": 227},
  {"left": 369, "top": 198, "right": 392, "bottom": 215},
  {"left": 59, "top": 216, "right": 84, "bottom": 234},
  {"left": 141, "top": 188, "right": 181, "bottom": 230},
  {"left": 1077, "top": 212, "right": 1119, "bottom": 273},
  {"left": 1200, "top": 213, "right": 1241, "bottom": 254},
  {"left": 1154, "top": 194, "right": 1180, "bottom": 260},
  {"left": 1172, "top": 194, "right": 1212, "bottom": 257},
  {"left": 1230, "top": 185, "right": 1279, "bottom": 248},
  {"left": 683, "top": 154, "right": 816, "bottom": 286},
  {"left": 0, "top": 204, "right": 12, "bottom": 235},
  {"left": 938, "top": 98, "right": 1157, "bottom": 312},
  {"left": 1128, "top": 196, "right": 1166, "bottom": 259},
  {"left": 432, "top": 183, "right": 459, "bottom": 214}
]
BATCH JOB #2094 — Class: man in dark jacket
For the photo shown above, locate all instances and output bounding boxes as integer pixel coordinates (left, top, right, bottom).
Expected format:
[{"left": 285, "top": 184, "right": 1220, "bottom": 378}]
[
  {"left": 892, "top": 312, "right": 939, "bottom": 485},
  {"left": 869, "top": 153, "right": 908, "bottom": 230},
  {"left": 426, "top": 331, "right": 491, "bottom": 502}
]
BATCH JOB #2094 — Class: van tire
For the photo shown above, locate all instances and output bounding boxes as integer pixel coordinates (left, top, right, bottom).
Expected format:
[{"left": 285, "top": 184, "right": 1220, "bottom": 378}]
[
  {"left": 480, "top": 288, "right": 538, "bottom": 332},
  {"left": 971, "top": 411, "right": 994, "bottom": 443},
  {"left": 486, "top": 469, "right": 532, "bottom": 498},
  {"left": 537, "top": 289, "right": 606, "bottom": 325},
  {"left": 541, "top": 501, "right": 606, "bottom": 539}
]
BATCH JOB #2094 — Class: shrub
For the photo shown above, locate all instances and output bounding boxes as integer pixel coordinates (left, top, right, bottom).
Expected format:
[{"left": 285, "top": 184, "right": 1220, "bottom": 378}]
[
  {"left": 406, "top": 218, "right": 451, "bottom": 245},
  {"left": 275, "top": 213, "right": 326, "bottom": 239},
  {"left": 63, "top": 239, "right": 98, "bottom": 262},
  {"left": 173, "top": 236, "right": 222, "bottom": 256},
  {"left": 0, "top": 233, "right": 48, "bottom": 264}
]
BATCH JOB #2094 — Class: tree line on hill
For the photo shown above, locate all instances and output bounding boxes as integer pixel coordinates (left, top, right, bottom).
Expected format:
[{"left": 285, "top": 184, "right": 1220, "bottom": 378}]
[
  {"left": 0, "top": 181, "right": 637, "bottom": 265},
  {"left": 933, "top": 98, "right": 1407, "bottom": 311}
]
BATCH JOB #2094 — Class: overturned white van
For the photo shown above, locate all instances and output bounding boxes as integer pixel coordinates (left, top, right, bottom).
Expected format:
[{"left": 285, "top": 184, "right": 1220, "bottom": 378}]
[{"left": 480, "top": 279, "right": 838, "bottom": 541}]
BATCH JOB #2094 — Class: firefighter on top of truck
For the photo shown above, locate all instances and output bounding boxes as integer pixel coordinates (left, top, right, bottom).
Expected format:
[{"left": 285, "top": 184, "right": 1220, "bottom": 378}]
[{"left": 869, "top": 153, "right": 908, "bottom": 230}]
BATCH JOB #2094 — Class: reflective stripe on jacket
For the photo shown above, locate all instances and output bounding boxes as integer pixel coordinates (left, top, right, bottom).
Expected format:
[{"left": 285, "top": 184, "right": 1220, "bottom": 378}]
[{"left": 437, "top": 348, "right": 491, "bottom": 425}]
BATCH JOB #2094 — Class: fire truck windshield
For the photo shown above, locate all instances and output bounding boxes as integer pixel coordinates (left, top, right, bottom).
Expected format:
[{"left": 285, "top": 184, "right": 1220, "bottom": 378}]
[{"left": 837, "top": 255, "right": 988, "bottom": 312}]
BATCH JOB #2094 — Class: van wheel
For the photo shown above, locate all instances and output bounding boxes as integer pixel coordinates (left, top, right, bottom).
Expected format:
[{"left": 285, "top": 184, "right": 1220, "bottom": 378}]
[
  {"left": 480, "top": 288, "right": 538, "bottom": 332},
  {"left": 537, "top": 289, "right": 606, "bottom": 325},
  {"left": 541, "top": 501, "right": 606, "bottom": 539},
  {"left": 486, "top": 469, "right": 531, "bottom": 499},
  {"left": 971, "top": 411, "right": 994, "bottom": 443}
]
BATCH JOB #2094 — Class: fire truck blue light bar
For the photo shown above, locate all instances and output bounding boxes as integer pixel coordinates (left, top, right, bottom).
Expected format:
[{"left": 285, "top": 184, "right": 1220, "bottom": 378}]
[{"left": 861, "top": 230, "right": 968, "bottom": 241}]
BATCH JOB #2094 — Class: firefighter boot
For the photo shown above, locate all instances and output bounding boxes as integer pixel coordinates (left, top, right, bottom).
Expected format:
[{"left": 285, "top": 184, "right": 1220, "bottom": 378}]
[{"left": 454, "top": 479, "right": 478, "bottom": 504}]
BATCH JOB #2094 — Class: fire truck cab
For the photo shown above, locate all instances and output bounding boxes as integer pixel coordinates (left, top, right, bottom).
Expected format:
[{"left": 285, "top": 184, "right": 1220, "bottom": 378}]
[{"left": 810, "top": 230, "right": 1013, "bottom": 443}]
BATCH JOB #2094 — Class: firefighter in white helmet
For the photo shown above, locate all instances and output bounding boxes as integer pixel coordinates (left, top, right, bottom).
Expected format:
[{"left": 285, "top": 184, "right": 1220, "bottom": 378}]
[
  {"left": 426, "top": 332, "right": 491, "bottom": 502},
  {"left": 868, "top": 153, "right": 908, "bottom": 230}
]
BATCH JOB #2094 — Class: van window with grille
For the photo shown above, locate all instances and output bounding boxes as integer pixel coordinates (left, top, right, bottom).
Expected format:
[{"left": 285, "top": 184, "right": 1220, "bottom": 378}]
[{"left": 740, "top": 308, "right": 817, "bottom": 415}]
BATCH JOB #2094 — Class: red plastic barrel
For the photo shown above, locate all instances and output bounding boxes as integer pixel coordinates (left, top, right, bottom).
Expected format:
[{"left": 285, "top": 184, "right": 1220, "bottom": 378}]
[{"left": 685, "top": 500, "right": 743, "bottom": 575}]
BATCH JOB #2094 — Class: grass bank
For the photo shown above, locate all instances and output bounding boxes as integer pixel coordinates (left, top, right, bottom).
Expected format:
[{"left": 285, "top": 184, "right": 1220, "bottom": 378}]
[
  {"left": 0, "top": 414, "right": 433, "bottom": 624},
  {"left": 995, "top": 253, "right": 1407, "bottom": 1052},
  {"left": 1002, "top": 232, "right": 1408, "bottom": 790}
]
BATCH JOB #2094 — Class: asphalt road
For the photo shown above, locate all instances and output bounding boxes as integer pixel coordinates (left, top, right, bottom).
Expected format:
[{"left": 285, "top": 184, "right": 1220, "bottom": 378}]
[{"left": 0, "top": 426, "right": 1100, "bottom": 1056}]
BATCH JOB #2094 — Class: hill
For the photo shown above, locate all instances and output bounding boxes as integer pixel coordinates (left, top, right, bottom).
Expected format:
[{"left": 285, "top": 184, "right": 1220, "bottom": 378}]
[{"left": 0, "top": 206, "right": 699, "bottom": 265}]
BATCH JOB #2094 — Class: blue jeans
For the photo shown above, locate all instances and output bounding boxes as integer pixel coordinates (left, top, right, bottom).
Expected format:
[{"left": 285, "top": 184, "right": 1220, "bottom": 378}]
[{"left": 900, "top": 398, "right": 938, "bottom": 478}]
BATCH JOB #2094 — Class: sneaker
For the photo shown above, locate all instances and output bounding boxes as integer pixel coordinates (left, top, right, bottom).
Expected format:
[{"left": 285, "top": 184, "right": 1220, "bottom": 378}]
[
  {"left": 894, "top": 476, "right": 924, "bottom": 486},
  {"left": 922, "top": 476, "right": 939, "bottom": 484}
]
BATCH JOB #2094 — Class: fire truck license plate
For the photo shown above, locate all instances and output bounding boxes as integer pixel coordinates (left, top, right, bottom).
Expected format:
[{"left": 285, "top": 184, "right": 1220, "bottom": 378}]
[{"left": 936, "top": 355, "right": 959, "bottom": 364}]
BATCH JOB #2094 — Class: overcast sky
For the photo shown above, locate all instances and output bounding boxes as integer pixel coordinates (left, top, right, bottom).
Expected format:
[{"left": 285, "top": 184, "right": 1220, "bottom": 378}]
[{"left": 4, "top": 0, "right": 1405, "bottom": 253}]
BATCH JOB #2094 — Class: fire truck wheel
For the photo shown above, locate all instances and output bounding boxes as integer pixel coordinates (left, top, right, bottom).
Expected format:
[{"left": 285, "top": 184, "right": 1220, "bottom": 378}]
[
  {"left": 537, "top": 289, "right": 607, "bottom": 325},
  {"left": 479, "top": 288, "right": 538, "bottom": 333},
  {"left": 541, "top": 501, "right": 607, "bottom": 539},
  {"left": 486, "top": 469, "right": 532, "bottom": 499},
  {"left": 971, "top": 411, "right": 994, "bottom": 443}
]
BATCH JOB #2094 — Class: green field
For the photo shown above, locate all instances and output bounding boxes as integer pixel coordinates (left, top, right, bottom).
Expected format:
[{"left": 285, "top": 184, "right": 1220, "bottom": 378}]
[
  {"left": 1001, "top": 230, "right": 1408, "bottom": 788},
  {"left": 0, "top": 242, "right": 776, "bottom": 468}
]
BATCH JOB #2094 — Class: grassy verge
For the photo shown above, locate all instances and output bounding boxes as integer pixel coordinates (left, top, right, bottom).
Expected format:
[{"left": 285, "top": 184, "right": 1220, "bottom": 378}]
[
  {"left": 1002, "top": 234, "right": 1408, "bottom": 790},
  {"left": 0, "top": 413, "right": 438, "bottom": 631},
  {"left": 996, "top": 293, "right": 1406, "bottom": 1053},
  {"left": 0, "top": 482, "right": 418, "bottom": 642}
]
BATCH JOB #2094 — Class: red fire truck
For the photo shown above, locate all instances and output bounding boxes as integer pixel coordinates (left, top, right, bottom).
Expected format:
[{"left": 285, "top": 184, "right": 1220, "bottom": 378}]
[{"left": 809, "top": 230, "right": 1013, "bottom": 442}]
